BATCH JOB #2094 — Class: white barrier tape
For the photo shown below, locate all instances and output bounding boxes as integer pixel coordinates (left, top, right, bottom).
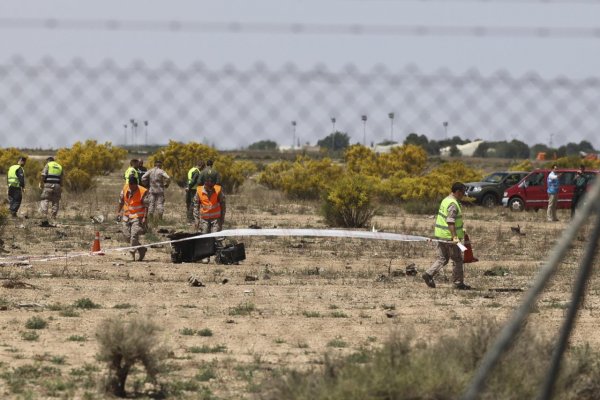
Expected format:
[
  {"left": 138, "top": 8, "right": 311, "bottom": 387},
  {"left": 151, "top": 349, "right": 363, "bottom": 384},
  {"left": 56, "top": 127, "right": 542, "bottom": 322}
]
[{"left": 0, "top": 228, "right": 448, "bottom": 264}]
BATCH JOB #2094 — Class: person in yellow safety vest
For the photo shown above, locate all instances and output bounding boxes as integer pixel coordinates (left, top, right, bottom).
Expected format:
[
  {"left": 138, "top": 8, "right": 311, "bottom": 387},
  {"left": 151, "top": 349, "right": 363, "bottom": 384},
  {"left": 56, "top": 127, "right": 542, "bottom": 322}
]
[
  {"left": 7, "top": 157, "right": 27, "bottom": 217},
  {"left": 422, "top": 182, "right": 472, "bottom": 290},
  {"left": 123, "top": 159, "right": 140, "bottom": 184},
  {"left": 185, "top": 160, "right": 205, "bottom": 222},
  {"left": 192, "top": 175, "right": 226, "bottom": 264},
  {"left": 116, "top": 176, "right": 149, "bottom": 261},
  {"left": 39, "top": 156, "right": 64, "bottom": 227}
]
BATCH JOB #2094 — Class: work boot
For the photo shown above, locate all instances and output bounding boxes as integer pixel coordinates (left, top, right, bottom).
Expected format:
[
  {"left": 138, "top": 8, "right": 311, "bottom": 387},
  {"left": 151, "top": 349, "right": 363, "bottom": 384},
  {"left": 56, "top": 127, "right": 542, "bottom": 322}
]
[
  {"left": 454, "top": 282, "right": 472, "bottom": 290},
  {"left": 422, "top": 272, "right": 436, "bottom": 288},
  {"left": 137, "top": 247, "right": 147, "bottom": 262}
]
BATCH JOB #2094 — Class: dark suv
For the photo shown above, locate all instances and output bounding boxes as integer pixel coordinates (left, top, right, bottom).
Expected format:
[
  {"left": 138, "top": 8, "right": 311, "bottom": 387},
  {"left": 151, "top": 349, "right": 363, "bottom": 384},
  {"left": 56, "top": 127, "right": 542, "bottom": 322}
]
[{"left": 465, "top": 171, "right": 528, "bottom": 207}]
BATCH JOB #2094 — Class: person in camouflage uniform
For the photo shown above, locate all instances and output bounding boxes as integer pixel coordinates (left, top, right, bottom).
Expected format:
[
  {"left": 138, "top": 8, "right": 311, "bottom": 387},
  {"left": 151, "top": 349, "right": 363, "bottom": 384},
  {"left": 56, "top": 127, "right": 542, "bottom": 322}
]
[
  {"left": 186, "top": 160, "right": 205, "bottom": 222},
  {"left": 141, "top": 160, "right": 171, "bottom": 220},
  {"left": 117, "top": 176, "right": 149, "bottom": 261},
  {"left": 193, "top": 175, "right": 226, "bottom": 263},
  {"left": 198, "top": 159, "right": 221, "bottom": 186},
  {"left": 39, "top": 156, "right": 63, "bottom": 226}
]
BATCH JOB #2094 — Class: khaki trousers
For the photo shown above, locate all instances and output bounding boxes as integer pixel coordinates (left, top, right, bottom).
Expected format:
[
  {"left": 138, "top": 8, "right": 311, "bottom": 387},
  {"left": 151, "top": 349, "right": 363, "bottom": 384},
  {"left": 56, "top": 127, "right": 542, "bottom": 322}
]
[{"left": 426, "top": 241, "right": 464, "bottom": 284}]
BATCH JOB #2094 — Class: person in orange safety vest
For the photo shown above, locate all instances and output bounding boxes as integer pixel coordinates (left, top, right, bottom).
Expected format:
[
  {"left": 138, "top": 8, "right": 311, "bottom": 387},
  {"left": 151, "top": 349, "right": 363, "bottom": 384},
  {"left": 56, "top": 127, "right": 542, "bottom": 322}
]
[
  {"left": 116, "top": 176, "right": 149, "bottom": 261},
  {"left": 192, "top": 176, "right": 226, "bottom": 264}
]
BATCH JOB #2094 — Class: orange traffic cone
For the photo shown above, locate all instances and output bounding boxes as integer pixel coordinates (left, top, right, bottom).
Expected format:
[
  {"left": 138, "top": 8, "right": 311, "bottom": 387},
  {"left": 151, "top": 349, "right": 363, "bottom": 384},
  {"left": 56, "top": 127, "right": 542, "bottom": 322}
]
[
  {"left": 91, "top": 231, "right": 105, "bottom": 255},
  {"left": 463, "top": 232, "right": 478, "bottom": 263}
]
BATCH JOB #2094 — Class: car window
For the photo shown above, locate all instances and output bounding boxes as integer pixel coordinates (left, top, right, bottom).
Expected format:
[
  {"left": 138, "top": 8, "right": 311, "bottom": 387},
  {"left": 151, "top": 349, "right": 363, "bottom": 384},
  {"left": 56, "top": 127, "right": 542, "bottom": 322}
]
[
  {"left": 505, "top": 174, "right": 522, "bottom": 186},
  {"left": 483, "top": 173, "right": 505, "bottom": 183},
  {"left": 526, "top": 172, "right": 545, "bottom": 187},
  {"left": 559, "top": 172, "right": 575, "bottom": 185}
]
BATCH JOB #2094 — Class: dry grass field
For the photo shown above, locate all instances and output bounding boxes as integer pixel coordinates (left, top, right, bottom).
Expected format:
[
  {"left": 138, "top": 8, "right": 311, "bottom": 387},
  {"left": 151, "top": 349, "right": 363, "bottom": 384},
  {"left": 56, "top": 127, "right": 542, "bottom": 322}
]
[{"left": 0, "top": 170, "right": 598, "bottom": 399}]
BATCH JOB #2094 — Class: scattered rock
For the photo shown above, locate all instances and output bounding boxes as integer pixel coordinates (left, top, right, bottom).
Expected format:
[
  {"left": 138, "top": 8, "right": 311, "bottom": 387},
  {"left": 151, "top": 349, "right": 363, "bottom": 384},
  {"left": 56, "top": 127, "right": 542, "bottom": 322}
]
[
  {"left": 381, "top": 304, "right": 396, "bottom": 310},
  {"left": 263, "top": 274, "right": 271, "bottom": 280},
  {"left": 248, "top": 223, "right": 261, "bottom": 229},
  {"left": 245, "top": 275, "right": 259, "bottom": 282},
  {"left": 484, "top": 267, "right": 510, "bottom": 277},
  {"left": 157, "top": 228, "right": 171, "bottom": 234},
  {"left": 385, "top": 311, "right": 397, "bottom": 318},
  {"left": 510, "top": 225, "right": 526, "bottom": 236},
  {"left": 149, "top": 272, "right": 155, "bottom": 276},
  {"left": 225, "top": 319, "right": 235, "bottom": 324},
  {"left": 390, "top": 269, "right": 405, "bottom": 277},
  {"left": 375, "top": 274, "right": 391, "bottom": 283},
  {"left": 405, "top": 263, "right": 418, "bottom": 276},
  {"left": 221, "top": 278, "right": 229, "bottom": 285},
  {"left": 188, "top": 275, "right": 205, "bottom": 287},
  {"left": 112, "top": 262, "right": 124, "bottom": 267},
  {"left": 103, "top": 236, "right": 111, "bottom": 240}
]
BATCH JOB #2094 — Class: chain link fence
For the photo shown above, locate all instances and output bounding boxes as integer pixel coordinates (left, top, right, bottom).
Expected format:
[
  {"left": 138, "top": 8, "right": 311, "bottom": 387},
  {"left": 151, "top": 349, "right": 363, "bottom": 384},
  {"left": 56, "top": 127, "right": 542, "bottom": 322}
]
[{"left": 1, "top": 56, "right": 599, "bottom": 150}]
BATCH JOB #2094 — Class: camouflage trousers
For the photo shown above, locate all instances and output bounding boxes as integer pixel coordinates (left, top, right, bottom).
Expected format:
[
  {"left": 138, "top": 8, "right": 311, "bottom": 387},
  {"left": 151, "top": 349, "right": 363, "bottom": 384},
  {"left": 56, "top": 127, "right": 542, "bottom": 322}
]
[
  {"left": 148, "top": 192, "right": 165, "bottom": 219},
  {"left": 426, "top": 241, "right": 464, "bottom": 284},
  {"left": 199, "top": 218, "right": 222, "bottom": 234},
  {"left": 121, "top": 218, "right": 146, "bottom": 254},
  {"left": 40, "top": 185, "right": 62, "bottom": 220}
]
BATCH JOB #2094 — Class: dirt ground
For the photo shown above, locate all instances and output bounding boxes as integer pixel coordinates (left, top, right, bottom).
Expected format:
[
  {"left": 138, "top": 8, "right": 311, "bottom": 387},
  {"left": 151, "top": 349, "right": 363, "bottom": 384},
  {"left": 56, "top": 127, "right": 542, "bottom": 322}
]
[{"left": 0, "top": 175, "right": 598, "bottom": 399}]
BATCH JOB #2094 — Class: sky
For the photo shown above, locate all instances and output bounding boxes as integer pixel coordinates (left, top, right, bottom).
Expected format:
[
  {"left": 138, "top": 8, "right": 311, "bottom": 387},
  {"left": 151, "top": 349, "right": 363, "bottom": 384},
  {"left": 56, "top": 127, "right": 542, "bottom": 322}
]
[{"left": 1, "top": 0, "right": 599, "bottom": 149}]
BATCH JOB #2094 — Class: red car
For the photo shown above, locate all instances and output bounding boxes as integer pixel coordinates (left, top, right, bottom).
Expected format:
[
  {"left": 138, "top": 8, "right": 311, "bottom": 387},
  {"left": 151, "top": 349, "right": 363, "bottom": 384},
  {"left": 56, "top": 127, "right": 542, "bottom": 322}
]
[{"left": 502, "top": 168, "right": 598, "bottom": 211}]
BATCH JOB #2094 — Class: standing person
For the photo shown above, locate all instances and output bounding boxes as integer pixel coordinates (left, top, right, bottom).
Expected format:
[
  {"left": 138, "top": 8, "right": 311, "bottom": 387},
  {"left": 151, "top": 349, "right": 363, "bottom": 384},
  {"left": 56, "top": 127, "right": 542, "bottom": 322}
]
[
  {"left": 185, "top": 160, "right": 204, "bottom": 222},
  {"left": 7, "top": 157, "right": 27, "bottom": 217},
  {"left": 199, "top": 159, "right": 221, "bottom": 186},
  {"left": 39, "top": 156, "right": 63, "bottom": 226},
  {"left": 193, "top": 176, "right": 226, "bottom": 263},
  {"left": 137, "top": 160, "right": 148, "bottom": 187},
  {"left": 547, "top": 164, "right": 560, "bottom": 222},
  {"left": 124, "top": 159, "right": 140, "bottom": 184},
  {"left": 571, "top": 164, "right": 589, "bottom": 218},
  {"left": 116, "top": 176, "right": 149, "bottom": 261},
  {"left": 141, "top": 160, "right": 171, "bottom": 221},
  {"left": 422, "top": 182, "right": 471, "bottom": 290}
]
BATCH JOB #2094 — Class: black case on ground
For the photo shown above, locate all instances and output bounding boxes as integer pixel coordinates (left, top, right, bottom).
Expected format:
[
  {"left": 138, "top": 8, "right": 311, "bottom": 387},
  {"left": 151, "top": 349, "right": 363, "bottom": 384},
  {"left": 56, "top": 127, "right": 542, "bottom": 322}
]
[
  {"left": 169, "top": 232, "right": 216, "bottom": 263},
  {"left": 215, "top": 243, "right": 246, "bottom": 265}
]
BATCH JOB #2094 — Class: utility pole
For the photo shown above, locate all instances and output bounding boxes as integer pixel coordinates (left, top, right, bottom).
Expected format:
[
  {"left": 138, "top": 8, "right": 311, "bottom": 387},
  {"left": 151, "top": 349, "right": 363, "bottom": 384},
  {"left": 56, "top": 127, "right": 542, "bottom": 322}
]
[
  {"left": 361, "top": 115, "right": 368, "bottom": 146},
  {"left": 129, "top": 118, "right": 135, "bottom": 146},
  {"left": 123, "top": 124, "right": 128, "bottom": 146},
  {"left": 331, "top": 117, "right": 336, "bottom": 153},
  {"left": 144, "top": 120, "right": 149, "bottom": 146},
  {"left": 388, "top": 112, "right": 395, "bottom": 142},
  {"left": 443, "top": 121, "right": 449, "bottom": 139},
  {"left": 291, "top": 121, "right": 297, "bottom": 150}
]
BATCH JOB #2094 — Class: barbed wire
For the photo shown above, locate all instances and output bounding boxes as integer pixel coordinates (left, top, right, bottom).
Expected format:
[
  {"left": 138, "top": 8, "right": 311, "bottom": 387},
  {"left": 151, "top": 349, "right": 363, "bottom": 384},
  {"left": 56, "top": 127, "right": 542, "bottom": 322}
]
[
  {"left": 0, "top": 56, "right": 598, "bottom": 150},
  {"left": 1, "top": 18, "right": 600, "bottom": 38}
]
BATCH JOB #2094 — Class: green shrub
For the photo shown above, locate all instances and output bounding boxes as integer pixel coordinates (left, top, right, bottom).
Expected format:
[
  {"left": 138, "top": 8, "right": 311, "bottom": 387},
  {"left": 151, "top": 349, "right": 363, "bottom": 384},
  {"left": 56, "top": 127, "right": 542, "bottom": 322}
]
[
  {"left": 149, "top": 141, "right": 256, "bottom": 192},
  {"left": 96, "top": 316, "right": 168, "bottom": 397},
  {"left": 25, "top": 316, "right": 47, "bottom": 330},
  {"left": 322, "top": 174, "right": 375, "bottom": 228},
  {"left": 197, "top": 328, "right": 213, "bottom": 337},
  {"left": 262, "top": 318, "right": 600, "bottom": 400},
  {"left": 73, "top": 298, "right": 101, "bottom": 309},
  {"left": 188, "top": 345, "right": 227, "bottom": 354},
  {"left": 21, "top": 331, "right": 39, "bottom": 341},
  {"left": 56, "top": 140, "right": 127, "bottom": 192},
  {"left": 228, "top": 303, "right": 256, "bottom": 316}
]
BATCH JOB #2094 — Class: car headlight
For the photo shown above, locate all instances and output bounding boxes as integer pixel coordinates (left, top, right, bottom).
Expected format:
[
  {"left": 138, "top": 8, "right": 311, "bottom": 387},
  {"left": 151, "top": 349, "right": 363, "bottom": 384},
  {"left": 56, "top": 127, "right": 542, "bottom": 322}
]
[
  {"left": 503, "top": 191, "right": 508, "bottom": 197},
  {"left": 471, "top": 186, "right": 482, "bottom": 193}
]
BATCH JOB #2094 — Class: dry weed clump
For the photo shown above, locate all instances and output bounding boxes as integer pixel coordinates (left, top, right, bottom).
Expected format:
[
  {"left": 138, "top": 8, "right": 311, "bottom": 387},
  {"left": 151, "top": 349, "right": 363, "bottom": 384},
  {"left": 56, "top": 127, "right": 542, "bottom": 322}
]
[
  {"left": 96, "top": 315, "right": 168, "bottom": 397},
  {"left": 262, "top": 318, "right": 600, "bottom": 400}
]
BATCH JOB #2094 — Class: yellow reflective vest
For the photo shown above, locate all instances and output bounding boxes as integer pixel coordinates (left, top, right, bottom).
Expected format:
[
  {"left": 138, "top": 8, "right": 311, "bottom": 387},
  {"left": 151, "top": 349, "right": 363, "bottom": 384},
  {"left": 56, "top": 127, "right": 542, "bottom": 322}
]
[
  {"left": 7, "top": 165, "right": 23, "bottom": 188},
  {"left": 434, "top": 196, "right": 464, "bottom": 240}
]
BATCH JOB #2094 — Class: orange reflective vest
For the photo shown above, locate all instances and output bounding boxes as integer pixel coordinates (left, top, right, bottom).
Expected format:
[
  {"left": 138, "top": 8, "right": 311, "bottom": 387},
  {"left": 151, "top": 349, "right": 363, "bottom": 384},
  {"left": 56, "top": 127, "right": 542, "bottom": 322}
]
[
  {"left": 122, "top": 184, "right": 147, "bottom": 220},
  {"left": 197, "top": 185, "right": 222, "bottom": 220}
]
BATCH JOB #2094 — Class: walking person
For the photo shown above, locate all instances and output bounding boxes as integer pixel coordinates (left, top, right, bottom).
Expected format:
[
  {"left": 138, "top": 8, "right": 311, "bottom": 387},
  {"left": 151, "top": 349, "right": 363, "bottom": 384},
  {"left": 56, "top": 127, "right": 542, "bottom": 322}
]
[
  {"left": 116, "top": 176, "right": 149, "bottom": 261},
  {"left": 141, "top": 160, "right": 171, "bottom": 221},
  {"left": 193, "top": 175, "right": 226, "bottom": 263},
  {"left": 7, "top": 157, "right": 27, "bottom": 217},
  {"left": 422, "top": 182, "right": 471, "bottom": 290},
  {"left": 547, "top": 164, "right": 560, "bottom": 222},
  {"left": 39, "top": 156, "right": 63, "bottom": 226},
  {"left": 571, "top": 164, "right": 589, "bottom": 218},
  {"left": 185, "top": 160, "right": 204, "bottom": 222}
]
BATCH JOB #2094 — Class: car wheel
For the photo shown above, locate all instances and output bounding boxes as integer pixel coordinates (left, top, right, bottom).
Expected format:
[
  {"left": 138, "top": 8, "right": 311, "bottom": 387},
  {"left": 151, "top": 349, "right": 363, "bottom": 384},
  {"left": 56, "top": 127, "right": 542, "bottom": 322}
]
[
  {"left": 481, "top": 193, "right": 497, "bottom": 207},
  {"left": 508, "top": 197, "right": 524, "bottom": 212}
]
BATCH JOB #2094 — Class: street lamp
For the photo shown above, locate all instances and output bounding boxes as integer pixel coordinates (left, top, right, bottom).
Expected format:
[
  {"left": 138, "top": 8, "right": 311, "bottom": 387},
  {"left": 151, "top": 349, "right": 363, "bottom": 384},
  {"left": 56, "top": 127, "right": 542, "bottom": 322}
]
[
  {"left": 123, "top": 124, "right": 128, "bottom": 146},
  {"left": 291, "top": 121, "right": 297, "bottom": 150},
  {"left": 129, "top": 118, "right": 135, "bottom": 146},
  {"left": 388, "top": 112, "right": 395, "bottom": 142},
  {"left": 330, "top": 117, "right": 336, "bottom": 152},
  {"left": 361, "top": 115, "right": 367, "bottom": 146},
  {"left": 133, "top": 121, "right": 139, "bottom": 146},
  {"left": 443, "top": 121, "right": 448, "bottom": 139},
  {"left": 144, "top": 120, "right": 149, "bottom": 146}
]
